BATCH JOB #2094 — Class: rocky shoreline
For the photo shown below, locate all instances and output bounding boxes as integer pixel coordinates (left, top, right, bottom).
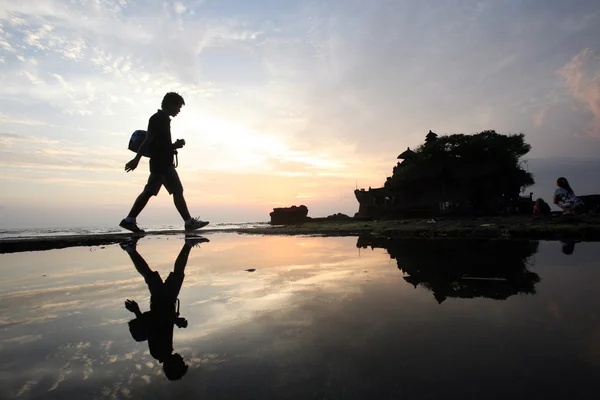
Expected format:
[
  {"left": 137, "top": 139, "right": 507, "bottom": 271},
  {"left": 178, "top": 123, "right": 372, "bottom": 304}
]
[{"left": 1, "top": 215, "right": 599, "bottom": 254}]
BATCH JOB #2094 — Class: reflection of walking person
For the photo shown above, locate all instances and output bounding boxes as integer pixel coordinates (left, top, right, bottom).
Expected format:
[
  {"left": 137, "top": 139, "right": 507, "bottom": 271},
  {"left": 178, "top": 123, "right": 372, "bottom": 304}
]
[
  {"left": 122, "top": 236, "right": 209, "bottom": 380},
  {"left": 119, "top": 92, "right": 209, "bottom": 233}
]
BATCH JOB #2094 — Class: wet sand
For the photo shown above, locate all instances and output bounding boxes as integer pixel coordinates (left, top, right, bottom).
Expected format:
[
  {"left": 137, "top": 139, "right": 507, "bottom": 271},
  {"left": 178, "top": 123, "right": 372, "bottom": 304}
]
[{"left": 1, "top": 215, "right": 600, "bottom": 253}]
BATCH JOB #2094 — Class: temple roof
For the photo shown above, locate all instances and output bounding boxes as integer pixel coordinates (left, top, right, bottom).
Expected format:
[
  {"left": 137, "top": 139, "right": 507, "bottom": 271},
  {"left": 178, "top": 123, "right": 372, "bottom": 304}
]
[{"left": 397, "top": 147, "right": 415, "bottom": 159}]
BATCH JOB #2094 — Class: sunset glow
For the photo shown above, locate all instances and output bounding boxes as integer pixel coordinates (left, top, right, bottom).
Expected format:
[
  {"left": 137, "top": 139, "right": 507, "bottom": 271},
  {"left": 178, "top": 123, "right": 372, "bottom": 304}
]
[{"left": 1, "top": 0, "right": 599, "bottom": 228}]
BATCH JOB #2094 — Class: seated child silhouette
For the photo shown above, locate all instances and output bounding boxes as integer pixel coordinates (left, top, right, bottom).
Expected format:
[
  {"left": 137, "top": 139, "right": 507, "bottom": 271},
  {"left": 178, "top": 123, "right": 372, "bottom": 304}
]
[{"left": 121, "top": 236, "right": 208, "bottom": 380}]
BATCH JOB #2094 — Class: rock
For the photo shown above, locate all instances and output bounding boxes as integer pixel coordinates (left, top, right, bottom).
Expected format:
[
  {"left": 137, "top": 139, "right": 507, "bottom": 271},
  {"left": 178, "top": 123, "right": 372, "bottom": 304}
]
[
  {"left": 245, "top": 269, "right": 256, "bottom": 272},
  {"left": 325, "top": 213, "right": 352, "bottom": 221},
  {"left": 269, "top": 205, "right": 309, "bottom": 224}
]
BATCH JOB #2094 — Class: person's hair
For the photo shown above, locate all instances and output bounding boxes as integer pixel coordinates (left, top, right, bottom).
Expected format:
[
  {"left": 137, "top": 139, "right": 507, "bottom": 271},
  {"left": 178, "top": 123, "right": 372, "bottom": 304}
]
[
  {"left": 161, "top": 92, "right": 185, "bottom": 109},
  {"left": 557, "top": 177, "right": 573, "bottom": 194},
  {"left": 163, "top": 354, "right": 189, "bottom": 381}
]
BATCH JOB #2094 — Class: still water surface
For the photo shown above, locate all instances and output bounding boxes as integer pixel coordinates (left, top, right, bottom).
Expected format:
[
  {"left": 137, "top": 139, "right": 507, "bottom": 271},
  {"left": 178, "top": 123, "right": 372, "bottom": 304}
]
[{"left": 0, "top": 234, "right": 599, "bottom": 399}]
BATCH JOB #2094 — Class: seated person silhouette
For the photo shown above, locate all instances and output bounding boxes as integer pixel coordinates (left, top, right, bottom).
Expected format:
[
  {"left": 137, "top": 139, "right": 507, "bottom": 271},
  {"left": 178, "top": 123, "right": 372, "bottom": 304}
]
[{"left": 121, "top": 236, "right": 208, "bottom": 380}]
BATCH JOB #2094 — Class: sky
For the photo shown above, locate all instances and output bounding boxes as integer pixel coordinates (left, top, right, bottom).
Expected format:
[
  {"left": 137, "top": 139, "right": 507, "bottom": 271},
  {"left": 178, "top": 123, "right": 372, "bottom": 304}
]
[{"left": 0, "top": 0, "right": 599, "bottom": 229}]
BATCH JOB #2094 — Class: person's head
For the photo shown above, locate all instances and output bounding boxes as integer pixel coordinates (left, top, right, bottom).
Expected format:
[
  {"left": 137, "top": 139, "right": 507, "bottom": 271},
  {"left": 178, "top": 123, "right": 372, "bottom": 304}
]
[
  {"left": 128, "top": 318, "right": 148, "bottom": 342},
  {"left": 561, "top": 241, "right": 575, "bottom": 255},
  {"left": 557, "top": 177, "right": 573, "bottom": 193},
  {"left": 161, "top": 92, "right": 185, "bottom": 117},
  {"left": 162, "top": 353, "right": 188, "bottom": 381}
]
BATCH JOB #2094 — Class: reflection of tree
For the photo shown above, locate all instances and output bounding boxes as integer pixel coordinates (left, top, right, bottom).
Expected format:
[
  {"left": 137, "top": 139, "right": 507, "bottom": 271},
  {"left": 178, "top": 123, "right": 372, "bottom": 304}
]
[{"left": 357, "top": 237, "right": 540, "bottom": 303}]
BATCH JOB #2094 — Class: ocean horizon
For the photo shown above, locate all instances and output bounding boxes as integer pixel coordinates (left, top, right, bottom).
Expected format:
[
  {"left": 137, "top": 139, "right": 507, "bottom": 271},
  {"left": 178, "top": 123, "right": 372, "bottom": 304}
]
[{"left": 0, "top": 221, "right": 270, "bottom": 239}]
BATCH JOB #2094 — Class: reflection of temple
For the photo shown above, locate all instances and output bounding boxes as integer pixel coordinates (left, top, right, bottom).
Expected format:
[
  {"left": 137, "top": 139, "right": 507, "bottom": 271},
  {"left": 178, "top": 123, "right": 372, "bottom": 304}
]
[{"left": 357, "top": 237, "right": 541, "bottom": 303}]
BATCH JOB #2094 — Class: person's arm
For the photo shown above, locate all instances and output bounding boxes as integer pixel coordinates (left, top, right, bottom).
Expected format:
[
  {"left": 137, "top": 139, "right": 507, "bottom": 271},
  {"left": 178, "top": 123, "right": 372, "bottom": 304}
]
[
  {"left": 172, "top": 139, "right": 185, "bottom": 151},
  {"left": 125, "top": 299, "right": 143, "bottom": 318},
  {"left": 553, "top": 189, "right": 562, "bottom": 205}
]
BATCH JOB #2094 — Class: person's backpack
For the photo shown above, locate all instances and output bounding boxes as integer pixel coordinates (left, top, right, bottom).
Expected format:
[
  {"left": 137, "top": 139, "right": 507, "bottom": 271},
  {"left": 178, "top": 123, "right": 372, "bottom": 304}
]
[
  {"left": 128, "top": 130, "right": 151, "bottom": 157},
  {"left": 127, "top": 130, "right": 180, "bottom": 167}
]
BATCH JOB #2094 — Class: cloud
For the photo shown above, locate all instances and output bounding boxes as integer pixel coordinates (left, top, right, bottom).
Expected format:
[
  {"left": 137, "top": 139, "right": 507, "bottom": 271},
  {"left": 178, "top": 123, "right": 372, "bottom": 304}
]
[
  {"left": 174, "top": 1, "right": 187, "bottom": 16},
  {"left": 0, "top": 0, "right": 262, "bottom": 117},
  {"left": 533, "top": 108, "right": 547, "bottom": 127},
  {"left": 1, "top": 1, "right": 600, "bottom": 227},
  {"left": 558, "top": 48, "right": 600, "bottom": 138},
  {"left": 0, "top": 114, "right": 52, "bottom": 126},
  {"left": 0, "top": 132, "right": 118, "bottom": 171}
]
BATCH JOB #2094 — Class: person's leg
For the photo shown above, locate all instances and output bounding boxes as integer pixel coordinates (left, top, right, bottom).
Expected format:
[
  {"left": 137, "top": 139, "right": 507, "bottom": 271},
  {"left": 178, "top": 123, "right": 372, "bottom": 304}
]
[
  {"left": 174, "top": 242, "right": 193, "bottom": 275},
  {"left": 120, "top": 242, "right": 164, "bottom": 295},
  {"left": 561, "top": 206, "right": 574, "bottom": 215},
  {"left": 121, "top": 242, "right": 153, "bottom": 277},
  {"left": 120, "top": 173, "right": 162, "bottom": 232},
  {"left": 162, "top": 167, "right": 191, "bottom": 221},
  {"left": 163, "top": 167, "right": 209, "bottom": 230},
  {"left": 164, "top": 242, "right": 193, "bottom": 305},
  {"left": 173, "top": 192, "right": 192, "bottom": 221},
  {"left": 126, "top": 191, "right": 153, "bottom": 220}
]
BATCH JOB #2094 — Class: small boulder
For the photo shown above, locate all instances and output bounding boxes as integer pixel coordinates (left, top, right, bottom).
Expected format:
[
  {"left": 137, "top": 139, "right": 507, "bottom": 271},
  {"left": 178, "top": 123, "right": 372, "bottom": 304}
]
[
  {"left": 325, "top": 213, "right": 352, "bottom": 221},
  {"left": 269, "top": 205, "right": 309, "bottom": 224}
]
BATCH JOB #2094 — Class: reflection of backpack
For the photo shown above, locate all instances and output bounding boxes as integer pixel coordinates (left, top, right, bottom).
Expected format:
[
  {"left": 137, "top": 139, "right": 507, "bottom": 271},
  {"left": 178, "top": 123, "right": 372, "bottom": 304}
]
[
  {"left": 128, "top": 311, "right": 150, "bottom": 342},
  {"left": 128, "top": 130, "right": 151, "bottom": 157}
]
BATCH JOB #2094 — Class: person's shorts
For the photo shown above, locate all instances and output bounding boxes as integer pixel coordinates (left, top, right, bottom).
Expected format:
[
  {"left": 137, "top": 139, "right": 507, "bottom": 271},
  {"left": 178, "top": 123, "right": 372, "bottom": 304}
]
[
  {"left": 146, "top": 271, "right": 185, "bottom": 304},
  {"left": 143, "top": 166, "right": 183, "bottom": 196}
]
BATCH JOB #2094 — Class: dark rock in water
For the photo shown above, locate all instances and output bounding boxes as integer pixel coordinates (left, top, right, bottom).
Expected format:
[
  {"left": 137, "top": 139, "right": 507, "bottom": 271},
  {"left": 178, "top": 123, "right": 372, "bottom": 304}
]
[
  {"left": 326, "top": 213, "right": 352, "bottom": 221},
  {"left": 270, "top": 205, "right": 309, "bottom": 224},
  {"left": 310, "top": 213, "right": 354, "bottom": 223},
  {"left": 245, "top": 269, "right": 256, "bottom": 272}
]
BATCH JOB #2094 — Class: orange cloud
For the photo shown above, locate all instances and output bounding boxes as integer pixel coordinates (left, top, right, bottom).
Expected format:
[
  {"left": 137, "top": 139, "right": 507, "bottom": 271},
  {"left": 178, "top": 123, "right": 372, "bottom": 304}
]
[{"left": 558, "top": 49, "right": 600, "bottom": 138}]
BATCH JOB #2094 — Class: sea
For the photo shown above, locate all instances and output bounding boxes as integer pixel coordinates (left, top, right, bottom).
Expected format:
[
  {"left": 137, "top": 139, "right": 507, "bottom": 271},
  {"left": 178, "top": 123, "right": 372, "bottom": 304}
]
[{"left": 0, "top": 221, "right": 271, "bottom": 239}]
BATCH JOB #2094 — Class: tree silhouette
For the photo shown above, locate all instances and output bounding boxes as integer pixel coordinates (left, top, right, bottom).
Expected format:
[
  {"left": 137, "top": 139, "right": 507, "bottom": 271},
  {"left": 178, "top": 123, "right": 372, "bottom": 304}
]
[{"left": 385, "top": 130, "right": 534, "bottom": 213}]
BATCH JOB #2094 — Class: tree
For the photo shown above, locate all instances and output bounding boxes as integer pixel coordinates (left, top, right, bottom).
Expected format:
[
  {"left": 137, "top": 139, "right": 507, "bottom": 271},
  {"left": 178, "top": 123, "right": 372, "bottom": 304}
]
[{"left": 385, "top": 130, "right": 534, "bottom": 211}]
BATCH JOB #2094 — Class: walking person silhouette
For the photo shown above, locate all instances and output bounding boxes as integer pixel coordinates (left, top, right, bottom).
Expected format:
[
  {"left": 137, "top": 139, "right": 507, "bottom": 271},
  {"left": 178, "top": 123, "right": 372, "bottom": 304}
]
[
  {"left": 120, "top": 92, "right": 209, "bottom": 233},
  {"left": 121, "top": 236, "right": 208, "bottom": 380}
]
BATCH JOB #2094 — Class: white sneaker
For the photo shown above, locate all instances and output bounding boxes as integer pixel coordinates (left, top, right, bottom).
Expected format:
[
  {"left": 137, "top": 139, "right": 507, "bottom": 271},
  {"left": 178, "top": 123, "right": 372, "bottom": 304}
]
[{"left": 185, "top": 217, "right": 209, "bottom": 231}]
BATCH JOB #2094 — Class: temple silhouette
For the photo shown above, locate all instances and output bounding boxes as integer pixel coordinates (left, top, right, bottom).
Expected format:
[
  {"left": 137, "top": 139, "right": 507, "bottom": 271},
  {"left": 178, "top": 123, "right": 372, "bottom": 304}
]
[{"left": 354, "top": 130, "right": 536, "bottom": 219}]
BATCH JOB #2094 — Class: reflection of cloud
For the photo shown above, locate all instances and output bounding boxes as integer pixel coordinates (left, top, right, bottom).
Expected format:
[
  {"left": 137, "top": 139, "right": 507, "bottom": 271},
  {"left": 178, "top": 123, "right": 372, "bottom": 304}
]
[
  {"left": 0, "top": 334, "right": 42, "bottom": 344},
  {"left": 178, "top": 259, "right": 371, "bottom": 342},
  {"left": 558, "top": 49, "right": 600, "bottom": 138}
]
